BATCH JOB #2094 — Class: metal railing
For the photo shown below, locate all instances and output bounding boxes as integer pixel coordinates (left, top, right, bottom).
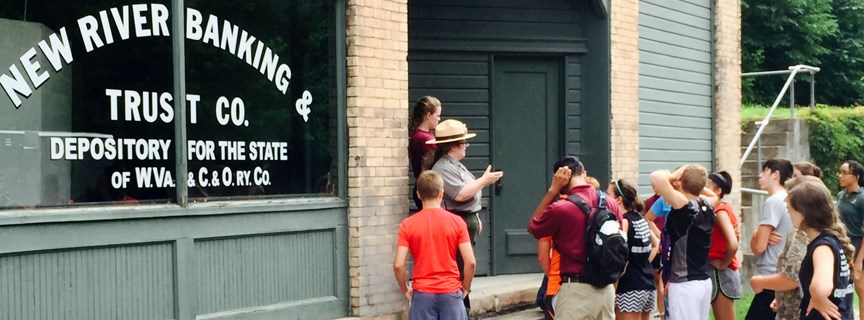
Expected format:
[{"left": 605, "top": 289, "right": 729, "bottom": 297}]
[
  {"left": 740, "top": 187, "right": 768, "bottom": 255},
  {"left": 739, "top": 65, "right": 821, "bottom": 168},
  {"left": 740, "top": 187, "right": 768, "bottom": 292}
]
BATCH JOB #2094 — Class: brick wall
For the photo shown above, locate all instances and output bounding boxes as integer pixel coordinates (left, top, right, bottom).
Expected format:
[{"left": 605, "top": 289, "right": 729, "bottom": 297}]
[
  {"left": 346, "top": 0, "right": 409, "bottom": 317},
  {"left": 610, "top": 0, "right": 640, "bottom": 183},
  {"left": 714, "top": 0, "right": 743, "bottom": 210}
]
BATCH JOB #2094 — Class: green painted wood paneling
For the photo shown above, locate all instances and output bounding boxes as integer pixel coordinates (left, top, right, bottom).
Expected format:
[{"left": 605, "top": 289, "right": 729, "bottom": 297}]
[
  {"left": 408, "top": 0, "right": 586, "bottom": 276},
  {"left": 638, "top": 125, "right": 712, "bottom": 140},
  {"left": 0, "top": 244, "right": 175, "bottom": 320},
  {"left": 641, "top": 137, "right": 714, "bottom": 151},
  {"left": 409, "top": 0, "right": 586, "bottom": 53},
  {"left": 0, "top": 207, "right": 347, "bottom": 320},
  {"left": 0, "top": 208, "right": 345, "bottom": 254},
  {"left": 195, "top": 231, "right": 335, "bottom": 315},
  {"left": 640, "top": 113, "right": 713, "bottom": 128},
  {"left": 641, "top": 150, "right": 713, "bottom": 162},
  {"left": 407, "top": 51, "right": 491, "bottom": 219},
  {"left": 640, "top": 52, "right": 711, "bottom": 75},
  {"left": 0, "top": 0, "right": 348, "bottom": 319},
  {"left": 638, "top": 161, "right": 714, "bottom": 186},
  {"left": 491, "top": 57, "right": 561, "bottom": 274},
  {"left": 639, "top": 64, "right": 711, "bottom": 84},
  {"left": 640, "top": 100, "right": 712, "bottom": 117},
  {"left": 579, "top": 9, "right": 612, "bottom": 185},
  {"left": 638, "top": 0, "right": 714, "bottom": 193},
  {"left": 566, "top": 56, "right": 583, "bottom": 155},
  {"left": 639, "top": 14, "right": 711, "bottom": 40},
  {"left": 640, "top": 1, "right": 710, "bottom": 28}
]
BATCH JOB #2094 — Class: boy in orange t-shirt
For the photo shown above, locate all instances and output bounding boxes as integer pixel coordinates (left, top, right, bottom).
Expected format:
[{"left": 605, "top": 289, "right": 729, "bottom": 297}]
[
  {"left": 394, "top": 170, "right": 476, "bottom": 319},
  {"left": 538, "top": 236, "right": 561, "bottom": 320}
]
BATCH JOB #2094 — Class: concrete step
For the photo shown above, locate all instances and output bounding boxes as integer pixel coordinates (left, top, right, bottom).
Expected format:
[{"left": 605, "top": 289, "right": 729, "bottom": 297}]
[
  {"left": 741, "top": 131, "right": 790, "bottom": 148},
  {"left": 469, "top": 273, "right": 543, "bottom": 318},
  {"left": 740, "top": 146, "right": 786, "bottom": 161},
  {"left": 336, "top": 274, "right": 542, "bottom": 320},
  {"left": 479, "top": 307, "right": 544, "bottom": 320},
  {"left": 741, "top": 161, "right": 762, "bottom": 178},
  {"left": 741, "top": 176, "right": 760, "bottom": 190},
  {"left": 742, "top": 118, "right": 803, "bottom": 134},
  {"left": 741, "top": 205, "right": 752, "bottom": 217}
]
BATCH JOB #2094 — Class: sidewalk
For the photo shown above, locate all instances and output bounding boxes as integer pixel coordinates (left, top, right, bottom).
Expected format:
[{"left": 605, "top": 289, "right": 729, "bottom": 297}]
[{"left": 469, "top": 273, "right": 543, "bottom": 319}]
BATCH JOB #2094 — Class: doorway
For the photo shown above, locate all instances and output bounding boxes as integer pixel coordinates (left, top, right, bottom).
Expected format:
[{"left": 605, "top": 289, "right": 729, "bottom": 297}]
[{"left": 491, "top": 57, "right": 562, "bottom": 274}]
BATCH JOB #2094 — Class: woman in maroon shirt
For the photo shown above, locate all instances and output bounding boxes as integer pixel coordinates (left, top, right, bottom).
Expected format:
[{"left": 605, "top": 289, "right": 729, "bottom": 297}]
[{"left": 408, "top": 96, "right": 441, "bottom": 209}]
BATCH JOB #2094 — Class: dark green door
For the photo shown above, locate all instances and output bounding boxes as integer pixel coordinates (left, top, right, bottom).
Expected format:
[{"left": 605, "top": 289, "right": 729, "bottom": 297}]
[{"left": 491, "top": 57, "right": 561, "bottom": 274}]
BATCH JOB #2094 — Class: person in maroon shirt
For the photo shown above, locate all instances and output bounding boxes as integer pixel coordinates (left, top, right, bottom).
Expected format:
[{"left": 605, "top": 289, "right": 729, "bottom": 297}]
[
  {"left": 528, "top": 155, "right": 623, "bottom": 320},
  {"left": 408, "top": 96, "right": 441, "bottom": 209}
]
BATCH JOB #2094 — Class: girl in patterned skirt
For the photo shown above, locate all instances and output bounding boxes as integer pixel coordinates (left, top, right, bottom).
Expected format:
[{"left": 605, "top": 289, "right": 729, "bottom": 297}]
[{"left": 608, "top": 179, "right": 658, "bottom": 320}]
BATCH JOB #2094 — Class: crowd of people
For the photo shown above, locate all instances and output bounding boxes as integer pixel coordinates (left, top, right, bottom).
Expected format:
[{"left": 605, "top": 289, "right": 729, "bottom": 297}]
[{"left": 392, "top": 96, "right": 863, "bottom": 320}]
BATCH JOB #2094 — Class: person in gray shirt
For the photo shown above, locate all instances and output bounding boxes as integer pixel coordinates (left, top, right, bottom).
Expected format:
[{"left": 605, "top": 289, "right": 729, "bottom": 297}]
[
  {"left": 429, "top": 119, "right": 503, "bottom": 315},
  {"left": 428, "top": 119, "right": 503, "bottom": 241},
  {"left": 745, "top": 159, "right": 793, "bottom": 320}
]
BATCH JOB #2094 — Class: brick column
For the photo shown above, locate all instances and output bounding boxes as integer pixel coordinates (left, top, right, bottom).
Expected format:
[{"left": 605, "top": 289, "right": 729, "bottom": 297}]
[
  {"left": 610, "top": 0, "right": 640, "bottom": 183},
  {"left": 714, "top": 0, "right": 743, "bottom": 210},
  {"left": 346, "top": 0, "right": 409, "bottom": 317}
]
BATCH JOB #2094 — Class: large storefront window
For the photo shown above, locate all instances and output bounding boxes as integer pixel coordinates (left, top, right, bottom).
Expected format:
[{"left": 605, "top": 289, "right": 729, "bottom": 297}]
[
  {"left": 185, "top": 1, "right": 337, "bottom": 201},
  {"left": 0, "top": 1, "right": 340, "bottom": 209}
]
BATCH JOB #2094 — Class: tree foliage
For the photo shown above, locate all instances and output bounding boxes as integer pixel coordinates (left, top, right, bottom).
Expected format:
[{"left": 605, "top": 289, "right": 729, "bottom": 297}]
[
  {"left": 807, "top": 107, "right": 864, "bottom": 194},
  {"left": 742, "top": 0, "right": 837, "bottom": 103},
  {"left": 816, "top": 0, "right": 864, "bottom": 105},
  {"left": 743, "top": 0, "right": 864, "bottom": 105}
]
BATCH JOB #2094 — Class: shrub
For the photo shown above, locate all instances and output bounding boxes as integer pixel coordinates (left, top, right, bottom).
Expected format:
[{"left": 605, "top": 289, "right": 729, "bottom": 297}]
[{"left": 807, "top": 107, "right": 864, "bottom": 193}]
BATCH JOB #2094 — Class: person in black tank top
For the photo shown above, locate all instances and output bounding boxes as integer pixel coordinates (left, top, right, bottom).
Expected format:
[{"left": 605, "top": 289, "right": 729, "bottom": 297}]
[
  {"left": 607, "top": 179, "right": 658, "bottom": 319},
  {"left": 787, "top": 180, "right": 855, "bottom": 320},
  {"left": 650, "top": 165, "right": 719, "bottom": 320}
]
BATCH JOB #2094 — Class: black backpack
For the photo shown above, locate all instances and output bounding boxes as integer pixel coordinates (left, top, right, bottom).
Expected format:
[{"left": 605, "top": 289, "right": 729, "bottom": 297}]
[{"left": 567, "top": 191, "right": 629, "bottom": 288}]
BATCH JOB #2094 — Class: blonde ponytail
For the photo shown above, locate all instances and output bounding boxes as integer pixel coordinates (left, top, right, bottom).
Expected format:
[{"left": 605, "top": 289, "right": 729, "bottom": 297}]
[{"left": 828, "top": 222, "right": 857, "bottom": 266}]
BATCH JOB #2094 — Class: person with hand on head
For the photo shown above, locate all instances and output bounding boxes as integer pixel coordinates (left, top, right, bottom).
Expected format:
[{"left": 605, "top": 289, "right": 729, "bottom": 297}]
[
  {"left": 747, "top": 159, "right": 794, "bottom": 320},
  {"left": 408, "top": 96, "right": 442, "bottom": 209},
  {"left": 608, "top": 179, "right": 658, "bottom": 320},
  {"left": 528, "top": 156, "right": 624, "bottom": 320},
  {"left": 836, "top": 160, "right": 864, "bottom": 318},
  {"left": 789, "top": 180, "right": 855, "bottom": 320},
  {"left": 429, "top": 119, "right": 502, "bottom": 313},
  {"left": 650, "top": 164, "right": 719, "bottom": 320},
  {"left": 393, "top": 170, "right": 475, "bottom": 320},
  {"left": 704, "top": 171, "right": 742, "bottom": 320}
]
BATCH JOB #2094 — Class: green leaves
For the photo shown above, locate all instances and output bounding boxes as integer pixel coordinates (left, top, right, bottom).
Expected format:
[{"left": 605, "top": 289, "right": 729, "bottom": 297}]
[
  {"left": 807, "top": 107, "right": 864, "bottom": 193},
  {"left": 742, "top": 0, "right": 864, "bottom": 105}
]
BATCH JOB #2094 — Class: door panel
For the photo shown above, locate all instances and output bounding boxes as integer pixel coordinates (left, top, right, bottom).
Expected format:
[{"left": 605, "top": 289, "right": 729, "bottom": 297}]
[{"left": 491, "top": 57, "right": 561, "bottom": 274}]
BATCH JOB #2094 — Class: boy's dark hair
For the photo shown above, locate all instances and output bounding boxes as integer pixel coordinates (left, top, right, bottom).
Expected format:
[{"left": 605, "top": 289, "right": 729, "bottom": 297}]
[
  {"left": 416, "top": 171, "right": 443, "bottom": 200},
  {"left": 553, "top": 155, "right": 585, "bottom": 175},
  {"left": 762, "top": 159, "right": 793, "bottom": 185}
]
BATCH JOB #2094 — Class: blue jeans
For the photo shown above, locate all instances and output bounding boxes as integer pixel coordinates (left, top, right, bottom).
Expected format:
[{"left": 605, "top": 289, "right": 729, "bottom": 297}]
[{"left": 410, "top": 290, "right": 467, "bottom": 320}]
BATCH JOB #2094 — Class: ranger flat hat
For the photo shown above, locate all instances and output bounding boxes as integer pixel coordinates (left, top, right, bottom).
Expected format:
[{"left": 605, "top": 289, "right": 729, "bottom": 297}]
[{"left": 426, "top": 119, "right": 477, "bottom": 144}]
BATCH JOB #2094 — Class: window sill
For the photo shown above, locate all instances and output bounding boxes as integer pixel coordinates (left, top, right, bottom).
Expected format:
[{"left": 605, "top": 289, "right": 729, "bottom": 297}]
[{"left": 0, "top": 197, "right": 348, "bottom": 226}]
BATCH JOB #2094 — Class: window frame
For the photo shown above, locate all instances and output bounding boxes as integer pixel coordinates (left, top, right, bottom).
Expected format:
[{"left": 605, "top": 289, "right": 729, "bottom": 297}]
[{"left": 0, "top": 0, "right": 348, "bottom": 221}]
